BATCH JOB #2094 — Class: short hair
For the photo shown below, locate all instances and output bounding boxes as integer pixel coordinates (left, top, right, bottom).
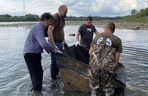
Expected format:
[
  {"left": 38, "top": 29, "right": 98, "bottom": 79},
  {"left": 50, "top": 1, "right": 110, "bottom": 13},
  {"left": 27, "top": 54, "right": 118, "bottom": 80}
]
[
  {"left": 106, "top": 22, "right": 116, "bottom": 33},
  {"left": 85, "top": 16, "right": 93, "bottom": 21},
  {"left": 58, "top": 5, "right": 67, "bottom": 12},
  {"left": 40, "top": 12, "right": 52, "bottom": 21}
]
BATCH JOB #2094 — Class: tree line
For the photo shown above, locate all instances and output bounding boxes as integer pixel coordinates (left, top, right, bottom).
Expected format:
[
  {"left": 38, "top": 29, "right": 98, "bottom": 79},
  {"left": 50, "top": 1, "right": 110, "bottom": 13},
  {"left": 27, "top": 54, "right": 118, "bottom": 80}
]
[
  {"left": 123, "top": 7, "right": 148, "bottom": 22},
  {"left": 0, "top": 14, "right": 122, "bottom": 22},
  {"left": 0, "top": 7, "right": 147, "bottom": 22},
  {"left": 0, "top": 14, "right": 40, "bottom": 22}
]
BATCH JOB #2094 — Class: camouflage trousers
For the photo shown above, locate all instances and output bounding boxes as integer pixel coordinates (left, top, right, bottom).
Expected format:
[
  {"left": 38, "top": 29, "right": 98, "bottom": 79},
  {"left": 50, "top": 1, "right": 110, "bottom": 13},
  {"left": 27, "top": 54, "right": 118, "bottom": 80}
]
[
  {"left": 89, "top": 68, "right": 115, "bottom": 96},
  {"left": 89, "top": 44, "right": 116, "bottom": 96}
]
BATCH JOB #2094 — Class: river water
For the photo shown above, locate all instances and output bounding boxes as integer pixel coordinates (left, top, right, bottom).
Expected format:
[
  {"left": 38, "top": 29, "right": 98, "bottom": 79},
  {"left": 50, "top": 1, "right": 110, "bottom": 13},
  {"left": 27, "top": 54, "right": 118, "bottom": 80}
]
[{"left": 0, "top": 23, "right": 148, "bottom": 96}]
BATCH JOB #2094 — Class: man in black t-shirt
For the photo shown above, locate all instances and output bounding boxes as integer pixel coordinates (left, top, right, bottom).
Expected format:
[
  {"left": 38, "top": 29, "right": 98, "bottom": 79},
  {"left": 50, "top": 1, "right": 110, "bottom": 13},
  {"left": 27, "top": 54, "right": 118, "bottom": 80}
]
[{"left": 76, "top": 16, "right": 99, "bottom": 49}]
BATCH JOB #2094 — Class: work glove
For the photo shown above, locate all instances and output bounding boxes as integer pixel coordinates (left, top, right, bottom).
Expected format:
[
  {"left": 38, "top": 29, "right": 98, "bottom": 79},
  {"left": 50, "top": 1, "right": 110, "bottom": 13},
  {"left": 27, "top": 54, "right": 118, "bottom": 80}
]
[
  {"left": 75, "top": 41, "right": 79, "bottom": 46},
  {"left": 53, "top": 46, "right": 62, "bottom": 54}
]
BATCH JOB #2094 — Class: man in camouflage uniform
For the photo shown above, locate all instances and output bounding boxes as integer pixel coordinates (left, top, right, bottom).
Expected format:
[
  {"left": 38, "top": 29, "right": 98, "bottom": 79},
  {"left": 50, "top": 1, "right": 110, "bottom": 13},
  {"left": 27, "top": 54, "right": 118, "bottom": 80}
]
[{"left": 89, "top": 22, "right": 122, "bottom": 96}]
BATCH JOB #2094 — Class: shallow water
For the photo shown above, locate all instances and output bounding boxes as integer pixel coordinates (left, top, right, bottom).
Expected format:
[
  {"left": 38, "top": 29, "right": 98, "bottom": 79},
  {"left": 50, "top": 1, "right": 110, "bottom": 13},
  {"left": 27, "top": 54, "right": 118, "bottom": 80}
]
[{"left": 0, "top": 24, "right": 148, "bottom": 96}]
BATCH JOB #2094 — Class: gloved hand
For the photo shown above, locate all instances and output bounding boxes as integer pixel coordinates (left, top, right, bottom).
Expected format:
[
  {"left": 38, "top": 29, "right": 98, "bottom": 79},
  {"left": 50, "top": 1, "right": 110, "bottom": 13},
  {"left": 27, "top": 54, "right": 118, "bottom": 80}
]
[
  {"left": 75, "top": 41, "right": 79, "bottom": 46},
  {"left": 53, "top": 46, "right": 62, "bottom": 54},
  {"left": 56, "top": 49, "right": 62, "bottom": 54}
]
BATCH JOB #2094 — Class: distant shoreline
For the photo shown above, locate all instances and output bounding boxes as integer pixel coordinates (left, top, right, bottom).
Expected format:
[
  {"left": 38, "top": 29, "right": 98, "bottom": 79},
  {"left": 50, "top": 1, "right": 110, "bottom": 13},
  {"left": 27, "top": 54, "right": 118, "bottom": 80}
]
[
  {"left": 0, "top": 20, "right": 148, "bottom": 30},
  {"left": 66, "top": 20, "right": 148, "bottom": 30}
]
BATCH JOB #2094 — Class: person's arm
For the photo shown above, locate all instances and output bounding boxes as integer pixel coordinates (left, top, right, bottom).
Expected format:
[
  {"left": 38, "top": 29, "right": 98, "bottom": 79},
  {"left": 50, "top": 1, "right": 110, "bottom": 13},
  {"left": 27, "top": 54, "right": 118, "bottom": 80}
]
[
  {"left": 114, "top": 52, "right": 120, "bottom": 70},
  {"left": 93, "top": 25, "right": 99, "bottom": 35},
  {"left": 89, "top": 47, "right": 94, "bottom": 55},
  {"left": 47, "top": 15, "right": 59, "bottom": 52},
  {"left": 76, "top": 32, "right": 80, "bottom": 42},
  {"left": 95, "top": 31, "right": 99, "bottom": 35},
  {"left": 89, "top": 35, "right": 97, "bottom": 55},
  {"left": 34, "top": 28, "right": 51, "bottom": 53},
  {"left": 76, "top": 25, "right": 83, "bottom": 42},
  {"left": 62, "top": 29, "right": 68, "bottom": 47},
  {"left": 47, "top": 25, "right": 56, "bottom": 51},
  {"left": 114, "top": 39, "right": 122, "bottom": 71}
]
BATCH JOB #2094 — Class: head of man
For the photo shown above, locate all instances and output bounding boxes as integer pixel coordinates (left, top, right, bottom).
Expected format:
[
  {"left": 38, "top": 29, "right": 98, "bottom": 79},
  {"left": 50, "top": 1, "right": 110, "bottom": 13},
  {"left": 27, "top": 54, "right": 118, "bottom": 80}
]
[
  {"left": 40, "top": 12, "right": 52, "bottom": 27},
  {"left": 58, "top": 5, "right": 68, "bottom": 18},
  {"left": 84, "top": 16, "right": 93, "bottom": 26},
  {"left": 104, "top": 22, "right": 116, "bottom": 33}
]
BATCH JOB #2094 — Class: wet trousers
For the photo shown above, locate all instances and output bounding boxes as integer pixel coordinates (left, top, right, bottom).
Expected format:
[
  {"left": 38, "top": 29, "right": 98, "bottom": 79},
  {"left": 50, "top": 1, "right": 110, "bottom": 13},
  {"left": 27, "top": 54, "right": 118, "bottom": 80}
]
[
  {"left": 50, "top": 42, "right": 63, "bottom": 80},
  {"left": 24, "top": 53, "right": 43, "bottom": 91}
]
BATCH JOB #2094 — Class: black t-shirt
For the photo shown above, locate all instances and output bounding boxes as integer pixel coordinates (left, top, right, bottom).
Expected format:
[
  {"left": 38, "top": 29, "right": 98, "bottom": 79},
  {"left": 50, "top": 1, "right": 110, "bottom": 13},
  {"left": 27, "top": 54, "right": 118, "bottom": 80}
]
[{"left": 78, "top": 24, "right": 96, "bottom": 45}]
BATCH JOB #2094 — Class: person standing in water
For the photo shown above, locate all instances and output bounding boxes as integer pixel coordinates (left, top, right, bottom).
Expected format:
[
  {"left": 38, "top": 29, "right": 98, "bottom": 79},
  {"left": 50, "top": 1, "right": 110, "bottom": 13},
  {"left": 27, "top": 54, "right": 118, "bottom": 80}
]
[{"left": 24, "top": 12, "right": 52, "bottom": 91}]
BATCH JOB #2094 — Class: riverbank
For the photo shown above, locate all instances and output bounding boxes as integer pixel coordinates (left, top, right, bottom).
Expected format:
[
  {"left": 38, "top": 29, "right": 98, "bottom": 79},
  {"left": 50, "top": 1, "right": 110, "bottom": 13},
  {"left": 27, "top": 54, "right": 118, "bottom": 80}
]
[
  {"left": 66, "top": 20, "right": 148, "bottom": 30},
  {"left": 0, "top": 20, "right": 148, "bottom": 30}
]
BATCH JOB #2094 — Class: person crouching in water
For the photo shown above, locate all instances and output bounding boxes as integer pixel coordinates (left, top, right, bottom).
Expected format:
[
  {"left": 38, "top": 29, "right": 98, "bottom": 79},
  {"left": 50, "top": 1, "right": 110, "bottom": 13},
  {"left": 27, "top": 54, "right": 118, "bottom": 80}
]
[{"left": 89, "top": 22, "right": 122, "bottom": 96}]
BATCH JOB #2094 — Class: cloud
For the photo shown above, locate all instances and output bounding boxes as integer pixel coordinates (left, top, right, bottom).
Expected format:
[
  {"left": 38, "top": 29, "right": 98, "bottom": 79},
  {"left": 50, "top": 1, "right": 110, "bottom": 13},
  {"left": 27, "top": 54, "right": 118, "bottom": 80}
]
[
  {"left": 0, "top": 0, "right": 147, "bottom": 16},
  {"left": 68, "top": 0, "right": 148, "bottom": 16},
  {"left": 113, "top": 0, "right": 137, "bottom": 12},
  {"left": 0, "top": 0, "right": 23, "bottom": 15},
  {"left": 57, "top": 0, "right": 79, "bottom": 6},
  {"left": 26, "top": 0, "right": 58, "bottom": 15}
]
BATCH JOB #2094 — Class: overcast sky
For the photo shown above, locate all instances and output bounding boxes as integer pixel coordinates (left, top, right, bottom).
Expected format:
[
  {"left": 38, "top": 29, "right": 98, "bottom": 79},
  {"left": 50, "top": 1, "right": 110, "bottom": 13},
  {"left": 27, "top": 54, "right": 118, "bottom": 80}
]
[{"left": 0, "top": 0, "right": 148, "bottom": 17}]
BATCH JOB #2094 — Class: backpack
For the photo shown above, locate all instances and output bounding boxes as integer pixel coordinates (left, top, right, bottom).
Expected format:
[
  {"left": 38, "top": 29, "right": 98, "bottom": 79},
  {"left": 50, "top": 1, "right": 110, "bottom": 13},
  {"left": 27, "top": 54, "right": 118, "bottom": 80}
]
[
  {"left": 44, "top": 14, "right": 60, "bottom": 37},
  {"left": 89, "top": 36, "right": 116, "bottom": 90}
]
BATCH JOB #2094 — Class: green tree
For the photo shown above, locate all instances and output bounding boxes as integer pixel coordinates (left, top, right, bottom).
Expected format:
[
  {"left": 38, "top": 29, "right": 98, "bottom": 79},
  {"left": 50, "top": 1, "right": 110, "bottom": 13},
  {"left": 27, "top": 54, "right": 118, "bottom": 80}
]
[{"left": 131, "top": 9, "right": 138, "bottom": 15}]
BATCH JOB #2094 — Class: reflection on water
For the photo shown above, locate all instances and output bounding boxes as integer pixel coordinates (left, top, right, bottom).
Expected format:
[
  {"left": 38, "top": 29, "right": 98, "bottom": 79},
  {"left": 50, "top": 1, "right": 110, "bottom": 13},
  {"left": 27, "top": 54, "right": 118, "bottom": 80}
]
[{"left": 0, "top": 25, "right": 148, "bottom": 96}]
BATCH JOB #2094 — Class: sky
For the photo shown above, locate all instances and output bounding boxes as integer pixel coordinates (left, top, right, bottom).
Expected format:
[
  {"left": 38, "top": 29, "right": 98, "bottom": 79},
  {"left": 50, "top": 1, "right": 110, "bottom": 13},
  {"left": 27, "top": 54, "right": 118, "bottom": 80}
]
[{"left": 0, "top": 0, "right": 148, "bottom": 17}]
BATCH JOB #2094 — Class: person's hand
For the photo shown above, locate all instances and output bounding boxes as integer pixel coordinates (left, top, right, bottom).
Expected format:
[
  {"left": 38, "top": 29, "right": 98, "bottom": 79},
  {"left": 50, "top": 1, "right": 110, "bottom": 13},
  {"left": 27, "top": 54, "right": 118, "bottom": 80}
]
[
  {"left": 75, "top": 41, "right": 79, "bottom": 46},
  {"left": 56, "top": 49, "right": 62, "bottom": 54},
  {"left": 51, "top": 45, "right": 58, "bottom": 53},
  {"left": 113, "top": 63, "right": 118, "bottom": 72},
  {"left": 52, "top": 46, "right": 62, "bottom": 54}
]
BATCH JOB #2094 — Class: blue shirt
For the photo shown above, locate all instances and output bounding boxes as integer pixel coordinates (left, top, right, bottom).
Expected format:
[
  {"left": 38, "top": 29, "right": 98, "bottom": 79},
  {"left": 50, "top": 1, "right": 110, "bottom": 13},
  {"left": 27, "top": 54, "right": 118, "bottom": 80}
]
[{"left": 23, "top": 22, "right": 51, "bottom": 54}]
